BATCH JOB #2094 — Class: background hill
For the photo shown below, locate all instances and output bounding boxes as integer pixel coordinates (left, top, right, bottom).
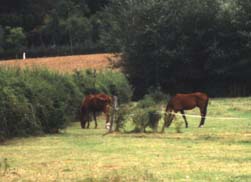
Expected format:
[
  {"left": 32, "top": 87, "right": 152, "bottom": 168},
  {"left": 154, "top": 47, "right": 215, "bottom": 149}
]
[{"left": 0, "top": 53, "right": 119, "bottom": 73}]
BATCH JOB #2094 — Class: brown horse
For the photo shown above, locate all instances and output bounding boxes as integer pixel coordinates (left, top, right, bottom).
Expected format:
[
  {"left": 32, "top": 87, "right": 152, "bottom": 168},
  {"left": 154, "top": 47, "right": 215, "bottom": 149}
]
[
  {"left": 80, "top": 93, "right": 112, "bottom": 129},
  {"left": 162, "top": 92, "right": 209, "bottom": 132}
]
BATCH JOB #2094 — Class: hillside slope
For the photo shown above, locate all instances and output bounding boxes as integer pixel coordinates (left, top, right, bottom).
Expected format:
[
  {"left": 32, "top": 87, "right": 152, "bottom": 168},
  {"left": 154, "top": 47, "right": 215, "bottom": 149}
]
[{"left": 0, "top": 53, "right": 119, "bottom": 73}]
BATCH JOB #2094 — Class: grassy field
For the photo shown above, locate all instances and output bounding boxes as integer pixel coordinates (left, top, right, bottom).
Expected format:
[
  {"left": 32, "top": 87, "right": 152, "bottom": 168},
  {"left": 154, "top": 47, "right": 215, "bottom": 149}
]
[{"left": 0, "top": 97, "right": 251, "bottom": 182}]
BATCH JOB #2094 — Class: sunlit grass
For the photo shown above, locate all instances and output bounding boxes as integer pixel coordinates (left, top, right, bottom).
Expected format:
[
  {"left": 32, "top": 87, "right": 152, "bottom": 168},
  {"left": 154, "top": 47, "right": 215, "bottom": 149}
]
[{"left": 1, "top": 97, "right": 251, "bottom": 181}]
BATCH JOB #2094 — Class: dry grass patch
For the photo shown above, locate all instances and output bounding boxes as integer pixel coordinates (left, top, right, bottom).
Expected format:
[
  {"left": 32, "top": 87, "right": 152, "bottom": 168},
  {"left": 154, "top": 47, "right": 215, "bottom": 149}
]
[{"left": 0, "top": 53, "right": 120, "bottom": 73}]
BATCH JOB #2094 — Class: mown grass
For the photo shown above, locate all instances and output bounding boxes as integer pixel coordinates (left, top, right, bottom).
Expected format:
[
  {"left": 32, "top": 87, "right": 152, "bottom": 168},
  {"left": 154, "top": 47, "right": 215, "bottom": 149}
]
[{"left": 1, "top": 97, "right": 251, "bottom": 182}]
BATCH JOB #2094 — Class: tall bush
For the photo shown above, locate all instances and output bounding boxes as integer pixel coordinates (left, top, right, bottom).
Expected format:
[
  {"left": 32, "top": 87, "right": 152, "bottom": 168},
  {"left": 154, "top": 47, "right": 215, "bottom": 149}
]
[
  {"left": 0, "top": 67, "right": 132, "bottom": 141},
  {"left": 73, "top": 69, "right": 133, "bottom": 103},
  {"left": 0, "top": 68, "right": 81, "bottom": 140},
  {"left": 131, "top": 94, "right": 163, "bottom": 133}
]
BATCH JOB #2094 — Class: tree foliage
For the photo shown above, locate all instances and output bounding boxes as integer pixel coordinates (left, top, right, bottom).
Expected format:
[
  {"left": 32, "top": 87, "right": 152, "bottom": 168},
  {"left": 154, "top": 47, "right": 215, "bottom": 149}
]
[
  {"left": 102, "top": 0, "right": 251, "bottom": 97},
  {"left": 4, "top": 27, "right": 26, "bottom": 52},
  {"left": 0, "top": 0, "right": 109, "bottom": 59}
]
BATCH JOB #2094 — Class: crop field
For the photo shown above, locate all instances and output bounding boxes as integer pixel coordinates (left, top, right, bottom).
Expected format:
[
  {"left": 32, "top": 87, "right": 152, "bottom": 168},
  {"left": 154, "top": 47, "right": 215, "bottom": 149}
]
[
  {"left": 0, "top": 53, "right": 119, "bottom": 73},
  {"left": 1, "top": 97, "right": 251, "bottom": 182}
]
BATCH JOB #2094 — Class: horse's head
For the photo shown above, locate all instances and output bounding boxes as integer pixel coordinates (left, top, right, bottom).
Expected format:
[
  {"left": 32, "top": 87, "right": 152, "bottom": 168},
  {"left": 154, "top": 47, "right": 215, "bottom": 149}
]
[{"left": 164, "top": 111, "right": 175, "bottom": 128}]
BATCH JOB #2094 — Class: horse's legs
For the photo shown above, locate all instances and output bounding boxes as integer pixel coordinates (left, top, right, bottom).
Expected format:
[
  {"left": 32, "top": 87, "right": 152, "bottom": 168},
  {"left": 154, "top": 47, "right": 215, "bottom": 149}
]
[
  {"left": 81, "top": 120, "right": 86, "bottom": 129},
  {"left": 93, "top": 112, "right": 98, "bottom": 129},
  {"left": 180, "top": 110, "right": 188, "bottom": 128},
  {"left": 80, "top": 113, "right": 85, "bottom": 128},
  {"left": 86, "top": 113, "right": 90, "bottom": 129},
  {"left": 199, "top": 110, "right": 206, "bottom": 128},
  {"left": 199, "top": 100, "right": 209, "bottom": 128},
  {"left": 80, "top": 110, "right": 86, "bottom": 129}
]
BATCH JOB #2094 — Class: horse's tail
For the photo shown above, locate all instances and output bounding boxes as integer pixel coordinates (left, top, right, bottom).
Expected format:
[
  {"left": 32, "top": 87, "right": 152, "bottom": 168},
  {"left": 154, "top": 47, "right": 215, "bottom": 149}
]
[{"left": 204, "top": 96, "right": 209, "bottom": 114}]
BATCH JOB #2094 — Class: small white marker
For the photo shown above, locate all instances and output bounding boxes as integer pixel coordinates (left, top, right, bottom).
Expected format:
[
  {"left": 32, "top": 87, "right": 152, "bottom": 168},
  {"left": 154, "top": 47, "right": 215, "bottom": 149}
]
[{"left": 23, "top": 52, "right": 26, "bottom": 60}]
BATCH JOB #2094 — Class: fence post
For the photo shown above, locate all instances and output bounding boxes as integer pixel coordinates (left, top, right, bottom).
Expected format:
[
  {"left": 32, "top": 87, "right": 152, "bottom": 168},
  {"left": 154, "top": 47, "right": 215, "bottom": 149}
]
[
  {"left": 23, "top": 52, "right": 26, "bottom": 60},
  {"left": 93, "top": 69, "right": 96, "bottom": 88},
  {"left": 109, "top": 95, "right": 118, "bottom": 132}
]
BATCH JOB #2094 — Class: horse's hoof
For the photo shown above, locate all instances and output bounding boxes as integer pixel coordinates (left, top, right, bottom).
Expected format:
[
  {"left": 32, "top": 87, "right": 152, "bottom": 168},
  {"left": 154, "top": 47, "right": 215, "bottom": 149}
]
[{"left": 199, "top": 125, "right": 204, "bottom": 128}]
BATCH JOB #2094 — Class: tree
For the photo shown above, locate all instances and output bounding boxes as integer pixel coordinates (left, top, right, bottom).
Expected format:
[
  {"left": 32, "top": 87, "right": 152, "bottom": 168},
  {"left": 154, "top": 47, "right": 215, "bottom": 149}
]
[
  {"left": 4, "top": 27, "right": 26, "bottom": 57},
  {"left": 60, "top": 15, "right": 92, "bottom": 52},
  {"left": 39, "top": 11, "right": 62, "bottom": 46},
  {"left": 0, "top": 26, "right": 4, "bottom": 54},
  {"left": 0, "top": 0, "right": 108, "bottom": 59},
  {"left": 102, "top": 0, "right": 251, "bottom": 97},
  {"left": 85, "top": 0, "right": 109, "bottom": 15}
]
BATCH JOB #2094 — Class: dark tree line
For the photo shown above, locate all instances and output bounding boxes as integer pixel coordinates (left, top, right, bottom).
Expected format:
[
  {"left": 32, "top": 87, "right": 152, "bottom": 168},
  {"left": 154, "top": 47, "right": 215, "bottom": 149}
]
[
  {"left": 1, "top": 0, "right": 251, "bottom": 97},
  {"left": 0, "top": 0, "right": 109, "bottom": 59},
  {"left": 101, "top": 0, "right": 251, "bottom": 98}
]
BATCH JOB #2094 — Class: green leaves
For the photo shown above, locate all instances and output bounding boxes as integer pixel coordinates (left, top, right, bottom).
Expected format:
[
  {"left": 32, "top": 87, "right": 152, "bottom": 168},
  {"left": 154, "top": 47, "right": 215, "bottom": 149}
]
[
  {"left": 102, "top": 0, "right": 251, "bottom": 97},
  {"left": 4, "top": 27, "right": 26, "bottom": 51}
]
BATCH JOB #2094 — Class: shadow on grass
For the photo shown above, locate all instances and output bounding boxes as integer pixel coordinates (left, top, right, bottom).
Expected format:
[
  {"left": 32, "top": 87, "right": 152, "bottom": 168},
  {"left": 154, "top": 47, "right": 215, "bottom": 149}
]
[
  {"left": 238, "top": 140, "right": 251, "bottom": 145},
  {"left": 230, "top": 175, "right": 251, "bottom": 182},
  {"left": 81, "top": 168, "right": 163, "bottom": 182}
]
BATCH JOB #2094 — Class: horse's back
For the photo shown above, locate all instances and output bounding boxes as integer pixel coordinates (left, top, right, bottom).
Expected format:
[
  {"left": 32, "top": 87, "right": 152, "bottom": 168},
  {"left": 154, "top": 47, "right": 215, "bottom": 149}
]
[
  {"left": 81, "top": 93, "right": 111, "bottom": 112},
  {"left": 168, "top": 92, "right": 208, "bottom": 111},
  {"left": 95, "top": 93, "right": 112, "bottom": 103},
  {"left": 175, "top": 92, "right": 208, "bottom": 101},
  {"left": 81, "top": 94, "right": 95, "bottom": 109},
  {"left": 193, "top": 92, "right": 209, "bottom": 107},
  {"left": 194, "top": 92, "right": 208, "bottom": 99}
]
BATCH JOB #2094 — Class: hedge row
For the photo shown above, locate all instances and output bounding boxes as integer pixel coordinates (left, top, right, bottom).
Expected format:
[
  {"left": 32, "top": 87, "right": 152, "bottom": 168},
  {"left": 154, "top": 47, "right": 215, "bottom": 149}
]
[{"left": 0, "top": 68, "right": 132, "bottom": 141}]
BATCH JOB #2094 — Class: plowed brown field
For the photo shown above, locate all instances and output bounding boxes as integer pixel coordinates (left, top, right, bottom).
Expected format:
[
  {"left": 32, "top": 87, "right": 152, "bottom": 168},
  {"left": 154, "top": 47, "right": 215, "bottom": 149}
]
[{"left": 0, "top": 53, "right": 120, "bottom": 73}]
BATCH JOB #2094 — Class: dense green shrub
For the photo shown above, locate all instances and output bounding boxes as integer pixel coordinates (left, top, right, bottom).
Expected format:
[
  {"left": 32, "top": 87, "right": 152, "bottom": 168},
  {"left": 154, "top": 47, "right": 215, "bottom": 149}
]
[
  {"left": 73, "top": 69, "right": 133, "bottom": 103},
  {"left": 148, "top": 110, "right": 162, "bottom": 132},
  {"left": 145, "top": 87, "right": 170, "bottom": 104},
  {"left": 112, "top": 104, "right": 133, "bottom": 132},
  {"left": 0, "top": 68, "right": 82, "bottom": 139},
  {"left": 132, "top": 108, "right": 161, "bottom": 133},
  {"left": 0, "top": 86, "right": 41, "bottom": 140},
  {"left": 131, "top": 93, "right": 164, "bottom": 133},
  {"left": 0, "top": 67, "right": 132, "bottom": 140}
]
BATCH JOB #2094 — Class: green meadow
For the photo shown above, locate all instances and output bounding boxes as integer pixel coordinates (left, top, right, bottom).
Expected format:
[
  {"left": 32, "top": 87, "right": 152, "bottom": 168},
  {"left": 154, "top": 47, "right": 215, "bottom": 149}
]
[{"left": 1, "top": 97, "right": 251, "bottom": 182}]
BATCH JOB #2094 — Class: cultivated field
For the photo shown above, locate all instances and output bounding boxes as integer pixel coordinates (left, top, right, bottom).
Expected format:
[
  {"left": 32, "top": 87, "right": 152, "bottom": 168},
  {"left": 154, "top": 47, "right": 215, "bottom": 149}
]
[
  {"left": 1, "top": 98, "right": 251, "bottom": 181},
  {"left": 0, "top": 53, "right": 119, "bottom": 73}
]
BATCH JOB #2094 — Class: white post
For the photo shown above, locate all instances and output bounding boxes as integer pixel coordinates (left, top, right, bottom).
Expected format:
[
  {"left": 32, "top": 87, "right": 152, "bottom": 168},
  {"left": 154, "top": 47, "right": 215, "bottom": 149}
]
[
  {"left": 109, "top": 95, "right": 118, "bottom": 132},
  {"left": 23, "top": 52, "right": 26, "bottom": 60}
]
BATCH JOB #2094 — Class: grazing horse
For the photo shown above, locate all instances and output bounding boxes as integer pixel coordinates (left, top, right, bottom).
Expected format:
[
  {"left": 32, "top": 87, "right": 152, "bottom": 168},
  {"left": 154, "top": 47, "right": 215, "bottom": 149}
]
[
  {"left": 80, "top": 93, "right": 112, "bottom": 129},
  {"left": 161, "top": 92, "right": 209, "bottom": 132}
]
